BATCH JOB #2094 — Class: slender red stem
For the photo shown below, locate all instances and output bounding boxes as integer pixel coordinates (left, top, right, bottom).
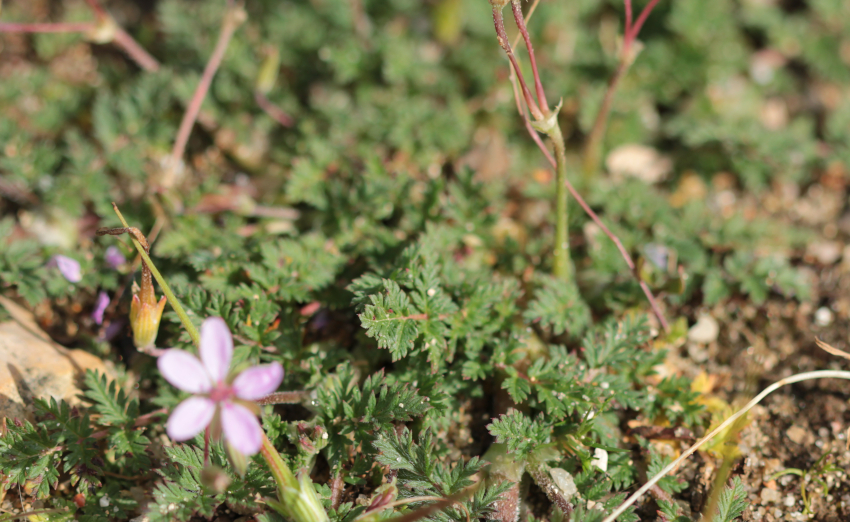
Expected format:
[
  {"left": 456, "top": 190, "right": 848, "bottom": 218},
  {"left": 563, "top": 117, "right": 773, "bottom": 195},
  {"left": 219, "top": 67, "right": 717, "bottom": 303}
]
[
  {"left": 0, "top": 22, "right": 94, "bottom": 33},
  {"left": 518, "top": 105, "right": 669, "bottom": 331},
  {"left": 203, "top": 426, "right": 211, "bottom": 466},
  {"left": 624, "top": 0, "right": 633, "bottom": 38},
  {"left": 171, "top": 4, "right": 246, "bottom": 167},
  {"left": 509, "top": 69, "right": 555, "bottom": 166},
  {"left": 254, "top": 91, "right": 294, "bottom": 127},
  {"left": 255, "top": 391, "right": 309, "bottom": 405},
  {"left": 112, "top": 27, "right": 160, "bottom": 72},
  {"left": 82, "top": 0, "right": 109, "bottom": 20},
  {"left": 510, "top": 0, "right": 548, "bottom": 115},
  {"left": 626, "top": 0, "right": 660, "bottom": 46},
  {"left": 491, "top": 7, "right": 543, "bottom": 122}
]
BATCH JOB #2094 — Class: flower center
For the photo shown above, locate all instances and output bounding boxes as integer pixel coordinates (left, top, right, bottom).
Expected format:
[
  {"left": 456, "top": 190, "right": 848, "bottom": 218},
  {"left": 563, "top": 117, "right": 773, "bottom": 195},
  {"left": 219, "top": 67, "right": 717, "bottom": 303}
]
[{"left": 209, "top": 383, "right": 235, "bottom": 403}]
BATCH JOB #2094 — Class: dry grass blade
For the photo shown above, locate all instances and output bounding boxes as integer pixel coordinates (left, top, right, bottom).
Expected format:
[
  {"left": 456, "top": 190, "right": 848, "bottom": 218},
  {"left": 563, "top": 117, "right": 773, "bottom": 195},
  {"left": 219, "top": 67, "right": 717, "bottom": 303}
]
[{"left": 815, "top": 338, "right": 850, "bottom": 361}]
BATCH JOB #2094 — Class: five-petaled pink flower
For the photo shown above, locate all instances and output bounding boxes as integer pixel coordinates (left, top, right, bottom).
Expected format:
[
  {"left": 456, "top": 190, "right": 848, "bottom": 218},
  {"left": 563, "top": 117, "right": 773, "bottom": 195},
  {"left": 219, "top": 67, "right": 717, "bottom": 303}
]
[{"left": 158, "top": 317, "right": 283, "bottom": 455}]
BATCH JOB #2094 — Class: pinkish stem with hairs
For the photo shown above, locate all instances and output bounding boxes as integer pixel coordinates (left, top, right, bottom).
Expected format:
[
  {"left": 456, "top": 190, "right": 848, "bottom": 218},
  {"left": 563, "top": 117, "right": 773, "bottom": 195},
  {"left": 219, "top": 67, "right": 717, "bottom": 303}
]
[{"left": 170, "top": 3, "right": 247, "bottom": 167}]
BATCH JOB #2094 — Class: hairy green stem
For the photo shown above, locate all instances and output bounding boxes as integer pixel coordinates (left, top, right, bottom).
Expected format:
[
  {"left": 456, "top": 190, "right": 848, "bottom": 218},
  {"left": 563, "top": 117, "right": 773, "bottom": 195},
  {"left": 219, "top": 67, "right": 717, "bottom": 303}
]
[
  {"left": 549, "top": 125, "right": 572, "bottom": 280},
  {"left": 260, "top": 433, "right": 298, "bottom": 497},
  {"left": 111, "top": 203, "right": 201, "bottom": 347}
]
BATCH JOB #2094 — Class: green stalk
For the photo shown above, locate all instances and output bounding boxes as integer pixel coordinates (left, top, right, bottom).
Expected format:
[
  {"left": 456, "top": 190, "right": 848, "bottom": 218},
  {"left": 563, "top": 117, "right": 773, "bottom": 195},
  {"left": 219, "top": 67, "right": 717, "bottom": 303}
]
[
  {"left": 549, "top": 125, "right": 572, "bottom": 280},
  {"left": 111, "top": 203, "right": 201, "bottom": 347},
  {"left": 260, "top": 433, "right": 298, "bottom": 498}
]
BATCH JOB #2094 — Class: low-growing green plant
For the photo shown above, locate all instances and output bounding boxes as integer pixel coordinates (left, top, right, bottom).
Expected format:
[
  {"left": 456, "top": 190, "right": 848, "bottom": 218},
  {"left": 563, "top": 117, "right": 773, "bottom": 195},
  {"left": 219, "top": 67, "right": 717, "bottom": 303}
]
[{"left": 0, "top": 0, "right": 842, "bottom": 520}]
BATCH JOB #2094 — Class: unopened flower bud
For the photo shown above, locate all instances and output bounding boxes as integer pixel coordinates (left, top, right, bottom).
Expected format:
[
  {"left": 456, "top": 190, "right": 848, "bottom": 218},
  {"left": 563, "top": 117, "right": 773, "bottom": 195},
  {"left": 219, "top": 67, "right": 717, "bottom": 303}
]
[
  {"left": 225, "top": 441, "right": 249, "bottom": 477},
  {"left": 201, "top": 465, "right": 232, "bottom": 493},
  {"left": 130, "top": 262, "right": 166, "bottom": 351},
  {"left": 299, "top": 436, "right": 317, "bottom": 454}
]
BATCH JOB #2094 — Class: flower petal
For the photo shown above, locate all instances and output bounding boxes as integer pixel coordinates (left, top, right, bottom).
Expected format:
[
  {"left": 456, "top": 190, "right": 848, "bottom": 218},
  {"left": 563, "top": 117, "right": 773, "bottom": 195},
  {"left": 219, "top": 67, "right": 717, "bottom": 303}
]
[
  {"left": 158, "top": 349, "right": 212, "bottom": 393},
  {"left": 92, "top": 291, "right": 110, "bottom": 325},
  {"left": 221, "top": 402, "right": 262, "bottom": 455},
  {"left": 167, "top": 397, "right": 216, "bottom": 441},
  {"left": 104, "top": 246, "right": 126, "bottom": 269},
  {"left": 53, "top": 255, "right": 81, "bottom": 283},
  {"left": 200, "top": 317, "right": 233, "bottom": 383},
  {"left": 232, "top": 363, "right": 284, "bottom": 400}
]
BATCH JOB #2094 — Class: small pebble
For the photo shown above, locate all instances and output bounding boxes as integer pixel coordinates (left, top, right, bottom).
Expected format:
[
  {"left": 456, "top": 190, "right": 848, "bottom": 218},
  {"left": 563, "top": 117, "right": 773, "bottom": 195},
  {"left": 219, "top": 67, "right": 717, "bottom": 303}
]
[
  {"left": 688, "top": 315, "right": 719, "bottom": 344},
  {"left": 549, "top": 468, "right": 577, "bottom": 501},
  {"left": 761, "top": 488, "right": 781, "bottom": 504},
  {"left": 787, "top": 425, "right": 808, "bottom": 445},
  {"left": 784, "top": 495, "right": 796, "bottom": 507},
  {"left": 815, "top": 307, "right": 833, "bottom": 327}
]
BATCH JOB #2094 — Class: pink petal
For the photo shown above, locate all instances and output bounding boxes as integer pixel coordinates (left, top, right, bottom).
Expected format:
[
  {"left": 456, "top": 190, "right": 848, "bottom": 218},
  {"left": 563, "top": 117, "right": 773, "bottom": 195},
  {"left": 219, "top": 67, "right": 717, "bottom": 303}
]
[
  {"left": 158, "top": 349, "right": 212, "bottom": 393},
  {"left": 221, "top": 402, "right": 262, "bottom": 455},
  {"left": 53, "top": 255, "right": 82, "bottom": 283},
  {"left": 200, "top": 317, "right": 233, "bottom": 383},
  {"left": 92, "top": 291, "right": 110, "bottom": 325},
  {"left": 167, "top": 397, "right": 216, "bottom": 441},
  {"left": 232, "top": 363, "right": 284, "bottom": 400},
  {"left": 104, "top": 246, "right": 126, "bottom": 269}
]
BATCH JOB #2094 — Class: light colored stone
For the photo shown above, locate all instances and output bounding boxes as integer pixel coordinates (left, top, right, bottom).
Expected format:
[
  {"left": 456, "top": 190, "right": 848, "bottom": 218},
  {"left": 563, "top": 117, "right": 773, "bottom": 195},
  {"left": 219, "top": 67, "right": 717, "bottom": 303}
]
[
  {"left": 814, "top": 307, "right": 834, "bottom": 327},
  {"left": 591, "top": 448, "right": 608, "bottom": 472},
  {"left": 760, "top": 487, "right": 781, "bottom": 504},
  {"left": 605, "top": 144, "right": 672, "bottom": 184},
  {"left": 0, "top": 296, "right": 110, "bottom": 421},
  {"left": 786, "top": 425, "right": 808, "bottom": 445},
  {"left": 807, "top": 241, "right": 842, "bottom": 265},
  {"left": 549, "top": 468, "right": 577, "bottom": 501},
  {"left": 688, "top": 315, "right": 719, "bottom": 344}
]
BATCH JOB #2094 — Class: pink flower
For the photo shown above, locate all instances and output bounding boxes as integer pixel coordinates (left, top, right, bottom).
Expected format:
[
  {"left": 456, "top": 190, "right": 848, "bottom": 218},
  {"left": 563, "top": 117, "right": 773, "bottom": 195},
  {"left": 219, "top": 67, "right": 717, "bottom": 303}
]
[
  {"left": 50, "top": 255, "right": 82, "bottom": 283},
  {"left": 104, "top": 246, "right": 126, "bottom": 269},
  {"left": 92, "top": 291, "right": 110, "bottom": 325},
  {"left": 158, "top": 317, "right": 283, "bottom": 455}
]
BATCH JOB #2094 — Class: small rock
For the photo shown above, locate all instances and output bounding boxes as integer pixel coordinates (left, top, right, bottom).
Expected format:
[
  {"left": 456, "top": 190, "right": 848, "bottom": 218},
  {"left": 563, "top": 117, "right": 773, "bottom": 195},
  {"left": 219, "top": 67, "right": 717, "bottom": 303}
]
[
  {"left": 591, "top": 448, "right": 608, "bottom": 472},
  {"left": 807, "top": 241, "right": 842, "bottom": 265},
  {"left": 783, "top": 495, "right": 796, "bottom": 507},
  {"left": 786, "top": 425, "right": 808, "bottom": 445},
  {"left": 0, "top": 296, "right": 111, "bottom": 420},
  {"left": 549, "top": 468, "right": 577, "bottom": 501},
  {"left": 688, "top": 315, "right": 719, "bottom": 344},
  {"left": 760, "top": 488, "right": 781, "bottom": 504},
  {"left": 606, "top": 144, "right": 672, "bottom": 184},
  {"left": 814, "top": 307, "right": 834, "bottom": 327}
]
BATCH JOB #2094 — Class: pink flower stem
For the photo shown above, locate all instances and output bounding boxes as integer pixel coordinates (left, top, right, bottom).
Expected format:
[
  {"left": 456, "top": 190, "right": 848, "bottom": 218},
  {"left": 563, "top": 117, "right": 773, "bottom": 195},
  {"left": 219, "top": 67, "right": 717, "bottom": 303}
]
[
  {"left": 509, "top": 0, "right": 548, "bottom": 115},
  {"left": 82, "top": 0, "right": 109, "bottom": 20},
  {"left": 260, "top": 433, "right": 298, "bottom": 497},
  {"left": 491, "top": 6, "right": 543, "bottom": 122},
  {"left": 203, "top": 425, "right": 211, "bottom": 467},
  {"left": 255, "top": 391, "right": 309, "bottom": 405},
  {"left": 508, "top": 68, "right": 669, "bottom": 329},
  {"left": 0, "top": 22, "right": 94, "bottom": 33},
  {"left": 170, "top": 3, "right": 246, "bottom": 169},
  {"left": 254, "top": 90, "right": 295, "bottom": 127},
  {"left": 626, "top": 0, "right": 660, "bottom": 45},
  {"left": 112, "top": 27, "right": 160, "bottom": 72},
  {"left": 582, "top": 0, "right": 661, "bottom": 181}
]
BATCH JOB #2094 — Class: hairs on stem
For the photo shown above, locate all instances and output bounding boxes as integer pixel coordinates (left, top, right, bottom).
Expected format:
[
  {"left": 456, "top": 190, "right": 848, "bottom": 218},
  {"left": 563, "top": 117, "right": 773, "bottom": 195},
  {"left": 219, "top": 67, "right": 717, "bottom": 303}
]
[{"left": 169, "top": 2, "right": 247, "bottom": 170}]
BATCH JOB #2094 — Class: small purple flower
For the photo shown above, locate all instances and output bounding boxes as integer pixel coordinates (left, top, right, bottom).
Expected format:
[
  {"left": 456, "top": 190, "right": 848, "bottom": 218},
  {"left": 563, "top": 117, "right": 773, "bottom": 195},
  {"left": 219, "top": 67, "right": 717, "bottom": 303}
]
[
  {"left": 50, "top": 255, "right": 82, "bottom": 283},
  {"left": 104, "top": 246, "right": 126, "bottom": 269},
  {"left": 92, "top": 291, "right": 110, "bottom": 325},
  {"left": 158, "top": 317, "right": 283, "bottom": 455}
]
